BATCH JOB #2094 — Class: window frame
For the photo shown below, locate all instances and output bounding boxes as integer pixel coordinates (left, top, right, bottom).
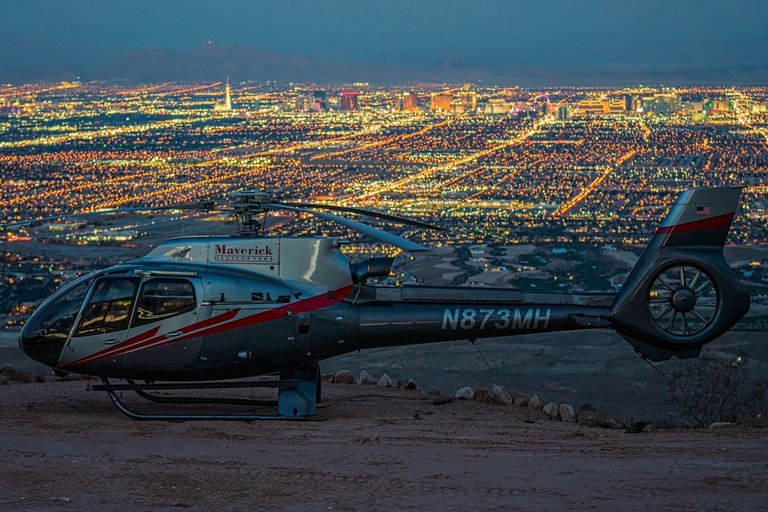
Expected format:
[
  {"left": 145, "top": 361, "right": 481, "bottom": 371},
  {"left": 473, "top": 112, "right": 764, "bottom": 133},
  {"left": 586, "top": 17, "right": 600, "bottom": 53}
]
[
  {"left": 73, "top": 276, "right": 141, "bottom": 338},
  {"left": 131, "top": 277, "right": 198, "bottom": 327}
]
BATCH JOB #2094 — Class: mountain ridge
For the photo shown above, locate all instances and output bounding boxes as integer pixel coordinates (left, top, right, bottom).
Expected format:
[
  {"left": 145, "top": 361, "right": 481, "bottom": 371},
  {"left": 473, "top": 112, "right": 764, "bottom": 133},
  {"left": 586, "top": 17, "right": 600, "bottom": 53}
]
[{"left": 1, "top": 37, "right": 767, "bottom": 86}]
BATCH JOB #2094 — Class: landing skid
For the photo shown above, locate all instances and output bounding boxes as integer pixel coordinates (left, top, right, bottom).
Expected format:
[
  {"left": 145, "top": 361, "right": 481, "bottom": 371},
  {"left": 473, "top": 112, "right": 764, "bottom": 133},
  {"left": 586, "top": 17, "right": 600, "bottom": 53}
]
[{"left": 93, "top": 367, "right": 321, "bottom": 421}]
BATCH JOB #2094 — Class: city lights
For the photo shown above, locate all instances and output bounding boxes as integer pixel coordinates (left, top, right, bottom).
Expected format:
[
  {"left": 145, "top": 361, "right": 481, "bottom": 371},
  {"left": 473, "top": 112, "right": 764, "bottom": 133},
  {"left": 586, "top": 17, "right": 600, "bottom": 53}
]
[{"left": 1, "top": 81, "right": 767, "bottom": 327}]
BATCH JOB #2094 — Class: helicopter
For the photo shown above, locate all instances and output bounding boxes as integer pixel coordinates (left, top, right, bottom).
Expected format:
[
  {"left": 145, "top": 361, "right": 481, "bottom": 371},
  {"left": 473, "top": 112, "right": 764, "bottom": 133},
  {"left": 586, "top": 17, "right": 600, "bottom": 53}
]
[{"left": 6, "top": 186, "right": 751, "bottom": 420}]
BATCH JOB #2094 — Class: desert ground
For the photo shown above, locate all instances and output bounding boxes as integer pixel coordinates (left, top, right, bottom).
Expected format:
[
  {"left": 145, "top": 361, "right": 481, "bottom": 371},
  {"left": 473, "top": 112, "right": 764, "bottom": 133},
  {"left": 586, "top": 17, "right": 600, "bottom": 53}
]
[
  {"left": 0, "top": 375, "right": 766, "bottom": 512},
  {"left": 1, "top": 239, "right": 766, "bottom": 511}
]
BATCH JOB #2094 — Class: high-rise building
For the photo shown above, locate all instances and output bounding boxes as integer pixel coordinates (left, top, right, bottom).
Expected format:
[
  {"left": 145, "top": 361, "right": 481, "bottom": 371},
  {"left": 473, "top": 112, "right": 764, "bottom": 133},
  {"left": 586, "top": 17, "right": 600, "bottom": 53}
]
[
  {"left": 403, "top": 92, "right": 418, "bottom": 111},
  {"left": 395, "top": 92, "right": 419, "bottom": 112},
  {"left": 450, "top": 101, "right": 465, "bottom": 113},
  {"left": 225, "top": 76, "right": 232, "bottom": 109},
  {"left": 575, "top": 99, "right": 603, "bottom": 115},
  {"left": 312, "top": 90, "right": 327, "bottom": 111},
  {"left": 340, "top": 92, "right": 359, "bottom": 111},
  {"left": 483, "top": 99, "right": 510, "bottom": 114},
  {"left": 625, "top": 94, "right": 637, "bottom": 113},
  {"left": 214, "top": 77, "right": 233, "bottom": 111},
  {"left": 644, "top": 94, "right": 681, "bottom": 115},
  {"left": 602, "top": 99, "right": 626, "bottom": 114},
  {"left": 459, "top": 91, "right": 477, "bottom": 110},
  {"left": 557, "top": 103, "right": 569, "bottom": 120},
  {"left": 295, "top": 91, "right": 328, "bottom": 112},
  {"left": 430, "top": 92, "right": 453, "bottom": 111}
]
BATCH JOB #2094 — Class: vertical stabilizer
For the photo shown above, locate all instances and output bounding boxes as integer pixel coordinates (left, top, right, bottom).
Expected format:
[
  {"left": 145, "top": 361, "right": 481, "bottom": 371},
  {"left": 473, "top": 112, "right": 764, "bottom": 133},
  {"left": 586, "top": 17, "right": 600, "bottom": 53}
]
[{"left": 610, "top": 187, "right": 750, "bottom": 361}]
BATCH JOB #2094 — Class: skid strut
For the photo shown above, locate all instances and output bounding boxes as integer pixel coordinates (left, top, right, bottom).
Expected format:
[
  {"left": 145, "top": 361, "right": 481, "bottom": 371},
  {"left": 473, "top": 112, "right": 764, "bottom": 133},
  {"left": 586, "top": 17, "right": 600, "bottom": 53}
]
[{"left": 93, "top": 366, "right": 321, "bottom": 421}]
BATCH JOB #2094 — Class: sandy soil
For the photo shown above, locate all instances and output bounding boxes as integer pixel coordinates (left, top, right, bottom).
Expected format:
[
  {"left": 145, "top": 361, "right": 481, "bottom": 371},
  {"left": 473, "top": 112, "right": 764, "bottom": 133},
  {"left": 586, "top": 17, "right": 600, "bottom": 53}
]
[{"left": 0, "top": 379, "right": 766, "bottom": 512}]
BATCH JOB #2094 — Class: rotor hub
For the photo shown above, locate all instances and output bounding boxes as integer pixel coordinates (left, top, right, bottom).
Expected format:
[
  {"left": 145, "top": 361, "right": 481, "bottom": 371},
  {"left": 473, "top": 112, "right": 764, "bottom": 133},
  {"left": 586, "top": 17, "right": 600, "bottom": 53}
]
[
  {"left": 231, "top": 191, "right": 271, "bottom": 236},
  {"left": 647, "top": 265, "right": 719, "bottom": 337},
  {"left": 671, "top": 288, "right": 696, "bottom": 313}
]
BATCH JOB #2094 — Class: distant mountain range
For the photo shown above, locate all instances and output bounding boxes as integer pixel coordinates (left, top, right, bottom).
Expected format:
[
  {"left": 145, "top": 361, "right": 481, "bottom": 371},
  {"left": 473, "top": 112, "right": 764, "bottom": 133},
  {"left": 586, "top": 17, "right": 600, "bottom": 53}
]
[{"left": 1, "top": 35, "right": 767, "bottom": 86}]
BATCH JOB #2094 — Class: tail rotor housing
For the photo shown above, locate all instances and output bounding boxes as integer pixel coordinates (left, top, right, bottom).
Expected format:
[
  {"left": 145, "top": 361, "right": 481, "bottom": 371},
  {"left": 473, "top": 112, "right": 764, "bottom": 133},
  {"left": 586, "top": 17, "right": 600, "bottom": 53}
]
[{"left": 610, "top": 187, "right": 750, "bottom": 361}]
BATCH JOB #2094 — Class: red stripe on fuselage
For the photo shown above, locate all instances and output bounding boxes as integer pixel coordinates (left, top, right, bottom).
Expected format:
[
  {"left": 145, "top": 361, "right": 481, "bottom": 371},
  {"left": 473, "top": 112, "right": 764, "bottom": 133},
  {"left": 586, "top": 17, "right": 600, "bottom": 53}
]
[
  {"left": 58, "top": 326, "right": 160, "bottom": 369},
  {"left": 58, "top": 285, "right": 354, "bottom": 369},
  {"left": 103, "top": 306, "right": 244, "bottom": 360},
  {"left": 203, "top": 285, "right": 353, "bottom": 338},
  {"left": 179, "top": 307, "right": 240, "bottom": 334},
  {"left": 57, "top": 307, "right": 241, "bottom": 369},
  {"left": 655, "top": 212, "right": 733, "bottom": 235}
]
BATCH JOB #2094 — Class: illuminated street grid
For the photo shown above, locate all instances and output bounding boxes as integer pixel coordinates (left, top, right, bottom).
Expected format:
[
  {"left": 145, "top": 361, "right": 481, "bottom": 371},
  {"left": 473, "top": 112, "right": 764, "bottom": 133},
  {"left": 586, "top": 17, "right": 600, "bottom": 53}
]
[{"left": 1, "top": 81, "right": 767, "bottom": 250}]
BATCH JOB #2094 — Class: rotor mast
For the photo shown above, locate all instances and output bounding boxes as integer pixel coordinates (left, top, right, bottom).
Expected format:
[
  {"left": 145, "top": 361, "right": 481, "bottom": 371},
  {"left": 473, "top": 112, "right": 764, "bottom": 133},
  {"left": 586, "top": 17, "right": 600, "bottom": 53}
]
[{"left": 230, "top": 191, "right": 270, "bottom": 236}]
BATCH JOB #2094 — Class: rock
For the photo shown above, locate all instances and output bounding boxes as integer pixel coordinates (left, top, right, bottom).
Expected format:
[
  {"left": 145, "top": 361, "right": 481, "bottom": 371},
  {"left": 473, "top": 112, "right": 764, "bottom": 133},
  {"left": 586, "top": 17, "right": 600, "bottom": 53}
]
[
  {"left": 334, "top": 370, "right": 354, "bottom": 385},
  {"left": 513, "top": 397, "right": 528, "bottom": 407},
  {"left": 473, "top": 387, "right": 490, "bottom": 403},
  {"left": 489, "top": 385, "right": 513, "bottom": 405},
  {"left": 527, "top": 394, "right": 542, "bottom": 409},
  {"left": 359, "top": 370, "right": 377, "bottom": 386},
  {"left": 625, "top": 421, "right": 651, "bottom": 433},
  {"left": 0, "top": 365, "right": 35, "bottom": 384},
  {"left": 543, "top": 403, "right": 559, "bottom": 419},
  {"left": 577, "top": 402, "right": 596, "bottom": 426},
  {"left": 559, "top": 404, "right": 576, "bottom": 423},
  {"left": 377, "top": 374, "right": 393, "bottom": 387},
  {"left": 396, "top": 378, "right": 417, "bottom": 390},
  {"left": 607, "top": 419, "right": 624, "bottom": 430},
  {"left": 455, "top": 386, "right": 473, "bottom": 400},
  {"left": 709, "top": 422, "right": 734, "bottom": 429}
]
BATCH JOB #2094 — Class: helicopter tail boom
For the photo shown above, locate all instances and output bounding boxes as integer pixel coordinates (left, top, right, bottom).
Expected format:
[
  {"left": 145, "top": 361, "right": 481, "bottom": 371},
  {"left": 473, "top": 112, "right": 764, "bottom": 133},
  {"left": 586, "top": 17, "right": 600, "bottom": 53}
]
[{"left": 610, "top": 187, "right": 750, "bottom": 361}]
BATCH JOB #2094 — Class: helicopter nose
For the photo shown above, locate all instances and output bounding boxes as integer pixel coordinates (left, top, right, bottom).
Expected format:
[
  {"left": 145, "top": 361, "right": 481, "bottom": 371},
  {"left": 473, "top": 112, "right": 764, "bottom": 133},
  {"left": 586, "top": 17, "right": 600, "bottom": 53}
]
[
  {"left": 18, "top": 322, "right": 66, "bottom": 367},
  {"left": 17, "top": 304, "right": 77, "bottom": 368},
  {"left": 17, "top": 277, "right": 93, "bottom": 368}
]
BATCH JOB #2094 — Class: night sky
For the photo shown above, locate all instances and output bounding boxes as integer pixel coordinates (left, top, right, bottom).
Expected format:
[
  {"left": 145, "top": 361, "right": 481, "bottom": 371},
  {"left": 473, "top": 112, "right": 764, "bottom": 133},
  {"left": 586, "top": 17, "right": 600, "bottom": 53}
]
[{"left": 2, "top": 0, "right": 767, "bottom": 70}]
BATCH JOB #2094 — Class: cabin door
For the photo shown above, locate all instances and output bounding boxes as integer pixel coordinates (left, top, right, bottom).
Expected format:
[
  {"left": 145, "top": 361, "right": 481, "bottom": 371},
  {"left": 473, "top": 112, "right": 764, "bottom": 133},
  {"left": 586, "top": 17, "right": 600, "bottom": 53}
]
[
  {"left": 121, "top": 276, "right": 209, "bottom": 371},
  {"left": 59, "top": 276, "right": 140, "bottom": 368},
  {"left": 308, "top": 309, "right": 346, "bottom": 359}
]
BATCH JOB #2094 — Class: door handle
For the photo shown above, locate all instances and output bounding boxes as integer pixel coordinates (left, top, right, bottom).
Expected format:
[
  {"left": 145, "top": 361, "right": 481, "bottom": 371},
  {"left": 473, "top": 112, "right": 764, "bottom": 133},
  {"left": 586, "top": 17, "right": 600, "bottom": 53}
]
[
  {"left": 164, "top": 331, "right": 183, "bottom": 339},
  {"left": 103, "top": 339, "right": 120, "bottom": 345}
]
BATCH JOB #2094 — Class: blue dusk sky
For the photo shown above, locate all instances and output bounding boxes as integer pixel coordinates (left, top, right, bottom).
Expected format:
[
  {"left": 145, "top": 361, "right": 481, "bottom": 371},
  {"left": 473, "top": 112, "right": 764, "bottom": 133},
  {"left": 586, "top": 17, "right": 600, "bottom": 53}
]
[{"left": 2, "top": 0, "right": 767, "bottom": 69}]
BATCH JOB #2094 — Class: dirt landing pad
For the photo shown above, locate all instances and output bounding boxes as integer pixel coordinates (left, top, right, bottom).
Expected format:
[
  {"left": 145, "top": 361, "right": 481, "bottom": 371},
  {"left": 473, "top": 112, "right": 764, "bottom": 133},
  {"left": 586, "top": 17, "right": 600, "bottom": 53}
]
[{"left": 0, "top": 380, "right": 765, "bottom": 511}]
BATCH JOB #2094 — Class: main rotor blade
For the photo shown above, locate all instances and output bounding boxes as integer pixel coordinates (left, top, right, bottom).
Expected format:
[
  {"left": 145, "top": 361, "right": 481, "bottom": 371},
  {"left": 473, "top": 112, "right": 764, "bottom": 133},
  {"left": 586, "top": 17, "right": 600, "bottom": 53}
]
[
  {"left": 0, "top": 202, "right": 213, "bottom": 229},
  {"left": 283, "top": 203, "right": 444, "bottom": 231},
  {"left": 266, "top": 204, "right": 430, "bottom": 252}
]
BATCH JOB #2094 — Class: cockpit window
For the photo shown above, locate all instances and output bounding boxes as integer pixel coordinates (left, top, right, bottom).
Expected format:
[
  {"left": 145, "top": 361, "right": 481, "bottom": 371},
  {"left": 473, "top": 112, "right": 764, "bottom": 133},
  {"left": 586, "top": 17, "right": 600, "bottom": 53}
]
[
  {"left": 24, "top": 278, "right": 94, "bottom": 344},
  {"left": 75, "top": 277, "right": 140, "bottom": 337},
  {"left": 133, "top": 278, "right": 196, "bottom": 326}
]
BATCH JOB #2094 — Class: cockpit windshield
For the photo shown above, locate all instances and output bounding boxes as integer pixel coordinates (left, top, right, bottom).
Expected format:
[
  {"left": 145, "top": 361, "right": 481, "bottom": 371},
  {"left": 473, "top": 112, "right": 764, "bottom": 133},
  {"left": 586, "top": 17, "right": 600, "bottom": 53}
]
[
  {"left": 74, "top": 277, "right": 140, "bottom": 337},
  {"left": 19, "top": 277, "right": 94, "bottom": 366}
]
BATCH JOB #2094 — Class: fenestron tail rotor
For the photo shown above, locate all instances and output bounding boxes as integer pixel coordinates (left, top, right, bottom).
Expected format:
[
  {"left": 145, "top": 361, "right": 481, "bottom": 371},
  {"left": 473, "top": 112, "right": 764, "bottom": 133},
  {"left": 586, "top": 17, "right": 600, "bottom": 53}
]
[
  {"left": 648, "top": 265, "right": 719, "bottom": 336},
  {"left": 612, "top": 187, "right": 749, "bottom": 361}
]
